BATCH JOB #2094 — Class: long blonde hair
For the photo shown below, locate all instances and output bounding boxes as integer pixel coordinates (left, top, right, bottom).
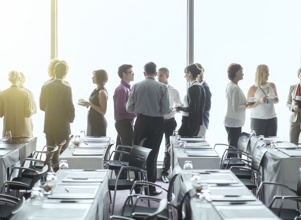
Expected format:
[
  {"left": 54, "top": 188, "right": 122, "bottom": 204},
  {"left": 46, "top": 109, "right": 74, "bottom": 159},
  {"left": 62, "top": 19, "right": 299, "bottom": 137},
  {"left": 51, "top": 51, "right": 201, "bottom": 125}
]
[
  {"left": 195, "top": 63, "right": 205, "bottom": 82},
  {"left": 255, "top": 64, "right": 269, "bottom": 87},
  {"left": 48, "top": 59, "right": 69, "bottom": 78}
]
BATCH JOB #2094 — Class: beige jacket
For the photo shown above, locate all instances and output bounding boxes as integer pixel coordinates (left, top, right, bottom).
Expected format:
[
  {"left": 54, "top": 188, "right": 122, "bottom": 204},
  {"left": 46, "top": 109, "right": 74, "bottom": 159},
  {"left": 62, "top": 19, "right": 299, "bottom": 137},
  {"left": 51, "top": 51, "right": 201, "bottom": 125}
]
[
  {"left": 287, "top": 84, "right": 299, "bottom": 122},
  {"left": 0, "top": 86, "right": 33, "bottom": 137}
]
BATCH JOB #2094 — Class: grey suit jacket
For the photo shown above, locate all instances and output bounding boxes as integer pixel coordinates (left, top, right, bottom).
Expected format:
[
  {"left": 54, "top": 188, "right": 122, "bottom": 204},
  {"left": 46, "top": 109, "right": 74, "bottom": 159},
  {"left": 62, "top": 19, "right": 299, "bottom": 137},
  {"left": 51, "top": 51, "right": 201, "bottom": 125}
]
[
  {"left": 287, "top": 84, "right": 299, "bottom": 123},
  {"left": 40, "top": 79, "right": 75, "bottom": 137}
]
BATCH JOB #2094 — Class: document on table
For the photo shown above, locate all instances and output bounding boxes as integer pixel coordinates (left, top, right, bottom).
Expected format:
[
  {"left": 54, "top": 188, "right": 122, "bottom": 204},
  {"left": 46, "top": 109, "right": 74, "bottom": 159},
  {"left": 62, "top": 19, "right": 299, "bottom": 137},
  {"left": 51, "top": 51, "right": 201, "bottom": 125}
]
[
  {"left": 78, "top": 142, "right": 107, "bottom": 149},
  {"left": 186, "top": 149, "right": 219, "bottom": 157},
  {"left": 62, "top": 171, "right": 106, "bottom": 183},
  {"left": 83, "top": 136, "right": 110, "bottom": 143},
  {"left": 72, "top": 149, "right": 103, "bottom": 156},
  {"left": 48, "top": 185, "right": 98, "bottom": 199}
]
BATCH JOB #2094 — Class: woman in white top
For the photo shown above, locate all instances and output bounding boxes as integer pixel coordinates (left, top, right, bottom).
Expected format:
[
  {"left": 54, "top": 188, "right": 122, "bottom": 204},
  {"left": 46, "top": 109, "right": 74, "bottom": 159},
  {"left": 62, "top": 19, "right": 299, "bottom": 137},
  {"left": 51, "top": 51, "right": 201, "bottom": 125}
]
[
  {"left": 224, "top": 63, "right": 246, "bottom": 156},
  {"left": 19, "top": 72, "right": 37, "bottom": 131},
  {"left": 286, "top": 67, "right": 301, "bottom": 144},
  {"left": 247, "top": 64, "right": 279, "bottom": 137}
]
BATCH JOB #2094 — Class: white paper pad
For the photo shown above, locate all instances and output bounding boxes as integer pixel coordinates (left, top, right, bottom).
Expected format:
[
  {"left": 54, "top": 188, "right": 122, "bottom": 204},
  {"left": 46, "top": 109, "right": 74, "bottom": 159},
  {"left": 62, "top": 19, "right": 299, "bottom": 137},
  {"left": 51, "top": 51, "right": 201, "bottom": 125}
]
[
  {"left": 83, "top": 136, "right": 110, "bottom": 143},
  {"left": 275, "top": 142, "right": 298, "bottom": 149},
  {"left": 278, "top": 149, "right": 301, "bottom": 157},
  {"left": 180, "top": 138, "right": 206, "bottom": 142},
  {"left": 72, "top": 149, "right": 103, "bottom": 156},
  {"left": 208, "top": 186, "right": 252, "bottom": 196},
  {"left": 210, "top": 195, "right": 256, "bottom": 202},
  {"left": 78, "top": 142, "right": 107, "bottom": 148},
  {"left": 47, "top": 185, "right": 98, "bottom": 199},
  {"left": 187, "top": 149, "right": 219, "bottom": 157},
  {"left": 198, "top": 174, "right": 238, "bottom": 184},
  {"left": 0, "top": 149, "right": 13, "bottom": 156}
]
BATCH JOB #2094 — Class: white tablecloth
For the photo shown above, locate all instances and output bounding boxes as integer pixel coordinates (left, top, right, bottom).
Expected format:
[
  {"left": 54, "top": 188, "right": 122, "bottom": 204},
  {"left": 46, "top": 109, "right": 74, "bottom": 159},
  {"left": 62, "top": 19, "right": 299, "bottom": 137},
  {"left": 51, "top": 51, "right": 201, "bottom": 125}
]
[
  {"left": 11, "top": 169, "right": 109, "bottom": 220},
  {"left": 250, "top": 136, "right": 301, "bottom": 208},
  {"left": 0, "top": 137, "right": 37, "bottom": 191},
  {"left": 170, "top": 137, "right": 220, "bottom": 171}
]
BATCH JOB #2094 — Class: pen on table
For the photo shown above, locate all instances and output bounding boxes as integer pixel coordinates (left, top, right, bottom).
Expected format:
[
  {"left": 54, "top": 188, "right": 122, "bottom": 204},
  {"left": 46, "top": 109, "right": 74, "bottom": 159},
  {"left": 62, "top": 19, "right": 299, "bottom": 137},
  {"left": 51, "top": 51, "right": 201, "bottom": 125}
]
[{"left": 65, "top": 188, "right": 69, "bottom": 192}]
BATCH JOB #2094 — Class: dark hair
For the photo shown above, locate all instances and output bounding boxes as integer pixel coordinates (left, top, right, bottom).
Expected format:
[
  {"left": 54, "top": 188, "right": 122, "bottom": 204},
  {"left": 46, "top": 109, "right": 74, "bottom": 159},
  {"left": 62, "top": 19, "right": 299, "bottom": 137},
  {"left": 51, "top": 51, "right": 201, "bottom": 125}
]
[
  {"left": 94, "top": 69, "right": 108, "bottom": 86},
  {"left": 184, "top": 64, "right": 202, "bottom": 78},
  {"left": 118, "top": 64, "right": 133, "bottom": 79},
  {"left": 158, "top": 67, "right": 169, "bottom": 76},
  {"left": 54, "top": 62, "right": 67, "bottom": 79},
  {"left": 227, "top": 63, "right": 243, "bottom": 80},
  {"left": 144, "top": 62, "right": 156, "bottom": 75}
]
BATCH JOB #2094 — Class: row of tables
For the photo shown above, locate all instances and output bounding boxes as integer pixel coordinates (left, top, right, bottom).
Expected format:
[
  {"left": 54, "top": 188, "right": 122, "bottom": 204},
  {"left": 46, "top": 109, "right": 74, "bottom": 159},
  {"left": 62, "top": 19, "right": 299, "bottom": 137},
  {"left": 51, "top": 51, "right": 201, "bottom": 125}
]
[
  {"left": 170, "top": 135, "right": 301, "bottom": 219},
  {"left": 1, "top": 136, "right": 111, "bottom": 220}
]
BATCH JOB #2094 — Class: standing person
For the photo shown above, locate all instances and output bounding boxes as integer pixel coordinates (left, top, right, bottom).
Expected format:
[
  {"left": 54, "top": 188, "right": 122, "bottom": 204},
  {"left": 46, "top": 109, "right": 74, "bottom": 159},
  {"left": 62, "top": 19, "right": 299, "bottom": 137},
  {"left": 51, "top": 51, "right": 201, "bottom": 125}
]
[
  {"left": 79, "top": 70, "right": 108, "bottom": 136},
  {"left": 157, "top": 67, "right": 181, "bottom": 183},
  {"left": 224, "top": 63, "right": 246, "bottom": 157},
  {"left": 126, "top": 62, "right": 169, "bottom": 196},
  {"left": 195, "top": 63, "right": 211, "bottom": 138},
  {"left": 0, "top": 70, "right": 33, "bottom": 137},
  {"left": 286, "top": 67, "right": 301, "bottom": 144},
  {"left": 19, "top": 72, "right": 37, "bottom": 131},
  {"left": 113, "top": 64, "right": 136, "bottom": 146},
  {"left": 247, "top": 64, "right": 279, "bottom": 137},
  {"left": 176, "top": 64, "right": 206, "bottom": 137},
  {"left": 40, "top": 62, "right": 75, "bottom": 170}
]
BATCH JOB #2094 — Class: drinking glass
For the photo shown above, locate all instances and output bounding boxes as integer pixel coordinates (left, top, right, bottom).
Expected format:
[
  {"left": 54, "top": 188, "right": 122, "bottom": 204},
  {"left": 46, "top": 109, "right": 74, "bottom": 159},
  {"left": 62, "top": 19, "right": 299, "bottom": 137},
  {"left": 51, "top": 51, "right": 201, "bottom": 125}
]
[
  {"left": 80, "top": 131, "right": 86, "bottom": 142},
  {"left": 72, "top": 135, "right": 81, "bottom": 147},
  {"left": 30, "top": 187, "right": 44, "bottom": 206},
  {"left": 183, "top": 161, "right": 193, "bottom": 170},
  {"left": 178, "top": 140, "right": 187, "bottom": 152},
  {"left": 258, "top": 135, "right": 265, "bottom": 140},
  {"left": 191, "top": 173, "right": 202, "bottom": 193},
  {"left": 250, "top": 130, "right": 256, "bottom": 136},
  {"left": 59, "top": 160, "right": 69, "bottom": 169},
  {"left": 5, "top": 131, "right": 12, "bottom": 142},
  {"left": 43, "top": 172, "right": 57, "bottom": 195},
  {"left": 172, "top": 130, "right": 178, "bottom": 136}
]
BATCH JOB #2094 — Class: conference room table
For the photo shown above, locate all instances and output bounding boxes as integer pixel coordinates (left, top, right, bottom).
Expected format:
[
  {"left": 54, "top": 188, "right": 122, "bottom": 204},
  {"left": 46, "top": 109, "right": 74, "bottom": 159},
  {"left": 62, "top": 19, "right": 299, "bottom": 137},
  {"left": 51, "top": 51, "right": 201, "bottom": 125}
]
[
  {"left": 0, "top": 137, "right": 37, "bottom": 191},
  {"left": 170, "top": 137, "right": 220, "bottom": 171},
  {"left": 11, "top": 169, "right": 110, "bottom": 220},
  {"left": 249, "top": 136, "right": 301, "bottom": 209},
  {"left": 59, "top": 137, "right": 110, "bottom": 170},
  {"left": 176, "top": 169, "right": 280, "bottom": 220}
]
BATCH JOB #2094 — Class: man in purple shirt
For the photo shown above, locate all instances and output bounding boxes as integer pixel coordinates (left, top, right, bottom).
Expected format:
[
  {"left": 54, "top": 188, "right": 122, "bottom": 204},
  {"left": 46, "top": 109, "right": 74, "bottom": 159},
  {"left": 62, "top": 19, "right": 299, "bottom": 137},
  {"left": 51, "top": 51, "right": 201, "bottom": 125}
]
[{"left": 113, "top": 64, "right": 136, "bottom": 147}]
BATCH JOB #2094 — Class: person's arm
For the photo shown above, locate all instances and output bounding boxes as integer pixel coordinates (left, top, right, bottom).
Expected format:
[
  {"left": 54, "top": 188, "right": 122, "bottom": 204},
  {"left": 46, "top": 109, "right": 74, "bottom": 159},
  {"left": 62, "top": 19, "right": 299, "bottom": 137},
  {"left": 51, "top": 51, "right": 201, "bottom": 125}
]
[
  {"left": 287, "top": 85, "right": 299, "bottom": 112},
  {"left": 64, "top": 86, "right": 75, "bottom": 123},
  {"left": 177, "top": 87, "right": 197, "bottom": 113},
  {"left": 231, "top": 87, "right": 246, "bottom": 113},
  {"left": 28, "top": 90, "right": 37, "bottom": 114},
  {"left": 88, "top": 90, "right": 107, "bottom": 115},
  {"left": 160, "top": 86, "right": 170, "bottom": 114},
  {"left": 39, "top": 85, "right": 46, "bottom": 112},
  {"left": 24, "top": 93, "right": 33, "bottom": 118},
  {"left": 114, "top": 89, "right": 129, "bottom": 115},
  {"left": 174, "top": 89, "right": 182, "bottom": 106},
  {"left": 126, "top": 85, "right": 135, "bottom": 113},
  {"left": 270, "top": 82, "right": 279, "bottom": 104},
  {"left": 204, "top": 84, "right": 211, "bottom": 111}
]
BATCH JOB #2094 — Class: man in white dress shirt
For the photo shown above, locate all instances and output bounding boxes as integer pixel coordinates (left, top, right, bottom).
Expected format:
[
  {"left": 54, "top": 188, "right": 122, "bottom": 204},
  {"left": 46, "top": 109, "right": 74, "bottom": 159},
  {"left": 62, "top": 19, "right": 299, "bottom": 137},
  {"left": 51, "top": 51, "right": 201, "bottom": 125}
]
[{"left": 157, "top": 67, "right": 181, "bottom": 183}]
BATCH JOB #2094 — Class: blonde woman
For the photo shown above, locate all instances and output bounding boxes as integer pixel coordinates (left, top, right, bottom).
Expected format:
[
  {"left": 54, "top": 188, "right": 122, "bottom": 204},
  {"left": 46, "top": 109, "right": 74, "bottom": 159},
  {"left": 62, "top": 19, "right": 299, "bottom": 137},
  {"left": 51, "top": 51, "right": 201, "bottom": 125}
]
[
  {"left": 44, "top": 58, "right": 70, "bottom": 85},
  {"left": 19, "top": 72, "right": 37, "bottom": 130},
  {"left": 0, "top": 71, "right": 33, "bottom": 137},
  {"left": 247, "top": 64, "right": 279, "bottom": 137},
  {"left": 195, "top": 63, "right": 211, "bottom": 138},
  {"left": 286, "top": 67, "right": 301, "bottom": 144}
]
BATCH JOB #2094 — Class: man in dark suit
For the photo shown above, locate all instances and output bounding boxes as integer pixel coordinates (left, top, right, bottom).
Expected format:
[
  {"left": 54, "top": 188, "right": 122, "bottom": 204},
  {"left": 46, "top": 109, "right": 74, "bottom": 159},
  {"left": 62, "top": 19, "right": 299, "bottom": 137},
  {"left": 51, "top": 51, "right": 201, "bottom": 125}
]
[{"left": 40, "top": 62, "right": 75, "bottom": 170}]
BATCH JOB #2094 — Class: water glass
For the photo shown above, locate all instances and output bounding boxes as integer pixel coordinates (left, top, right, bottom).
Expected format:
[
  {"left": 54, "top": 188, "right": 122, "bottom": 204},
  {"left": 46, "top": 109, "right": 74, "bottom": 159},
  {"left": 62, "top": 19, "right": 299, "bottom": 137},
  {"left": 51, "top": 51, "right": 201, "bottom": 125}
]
[
  {"left": 72, "top": 135, "right": 81, "bottom": 147},
  {"left": 59, "top": 160, "right": 69, "bottom": 169},
  {"left": 258, "top": 135, "right": 265, "bottom": 140},
  {"left": 178, "top": 140, "right": 187, "bottom": 152},
  {"left": 5, "top": 131, "right": 12, "bottom": 142},
  {"left": 80, "top": 130, "right": 86, "bottom": 142},
  {"left": 250, "top": 130, "right": 256, "bottom": 136},
  {"left": 43, "top": 172, "right": 57, "bottom": 195},
  {"left": 191, "top": 173, "right": 202, "bottom": 192},
  {"left": 172, "top": 130, "right": 178, "bottom": 136},
  {"left": 183, "top": 161, "right": 193, "bottom": 170},
  {"left": 30, "top": 187, "right": 44, "bottom": 206}
]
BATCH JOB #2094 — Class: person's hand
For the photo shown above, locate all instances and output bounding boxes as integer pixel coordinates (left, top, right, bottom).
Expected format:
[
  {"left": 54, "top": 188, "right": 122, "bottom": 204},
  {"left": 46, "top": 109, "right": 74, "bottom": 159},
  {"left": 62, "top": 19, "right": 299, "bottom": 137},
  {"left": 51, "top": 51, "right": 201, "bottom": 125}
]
[
  {"left": 78, "top": 101, "right": 90, "bottom": 108},
  {"left": 168, "top": 146, "right": 171, "bottom": 154},
  {"left": 294, "top": 105, "right": 300, "bottom": 112},
  {"left": 258, "top": 96, "right": 267, "bottom": 104},
  {"left": 274, "top": 96, "right": 279, "bottom": 103},
  {"left": 175, "top": 107, "right": 180, "bottom": 112},
  {"left": 168, "top": 108, "right": 172, "bottom": 114}
]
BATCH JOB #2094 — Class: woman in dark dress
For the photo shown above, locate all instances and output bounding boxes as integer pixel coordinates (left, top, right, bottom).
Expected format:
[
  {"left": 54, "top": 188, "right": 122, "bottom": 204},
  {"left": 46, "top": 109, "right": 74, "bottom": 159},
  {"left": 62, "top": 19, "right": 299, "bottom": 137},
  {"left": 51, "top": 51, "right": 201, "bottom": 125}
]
[
  {"left": 79, "top": 70, "right": 108, "bottom": 136},
  {"left": 176, "top": 64, "right": 206, "bottom": 136}
]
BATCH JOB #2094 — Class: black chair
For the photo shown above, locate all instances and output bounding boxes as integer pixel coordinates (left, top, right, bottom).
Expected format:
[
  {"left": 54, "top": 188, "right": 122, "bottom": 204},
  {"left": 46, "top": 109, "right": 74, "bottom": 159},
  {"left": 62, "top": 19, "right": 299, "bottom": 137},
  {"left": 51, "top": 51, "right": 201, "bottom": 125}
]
[
  {"left": 256, "top": 168, "right": 301, "bottom": 220},
  {"left": 0, "top": 194, "right": 25, "bottom": 220},
  {"left": 177, "top": 186, "right": 198, "bottom": 220},
  {"left": 111, "top": 198, "right": 167, "bottom": 220},
  {"left": 60, "top": 135, "right": 73, "bottom": 155},
  {"left": 103, "top": 140, "right": 116, "bottom": 163},
  {"left": 119, "top": 171, "right": 180, "bottom": 219},
  {"left": 109, "top": 145, "right": 152, "bottom": 214},
  {"left": 3, "top": 164, "right": 49, "bottom": 196},
  {"left": 21, "top": 146, "right": 59, "bottom": 178},
  {"left": 229, "top": 145, "right": 268, "bottom": 193}
]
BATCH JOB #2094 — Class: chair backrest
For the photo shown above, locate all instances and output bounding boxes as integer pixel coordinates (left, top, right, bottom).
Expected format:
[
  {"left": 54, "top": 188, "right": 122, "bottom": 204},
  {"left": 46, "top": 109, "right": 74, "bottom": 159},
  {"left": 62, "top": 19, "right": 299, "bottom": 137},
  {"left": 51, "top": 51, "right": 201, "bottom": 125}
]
[
  {"left": 167, "top": 164, "right": 182, "bottom": 202},
  {"left": 251, "top": 145, "right": 268, "bottom": 171},
  {"left": 177, "top": 188, "right": 197, "bottom": 220},
  {"left": 29, "top": 165, "right": 49, "bottom": 188},
  {"left": 237, "top": 132, "right": 252, "bottom": 152},
  {"left": 0, "top": 195, "right": 25, "bottom": 219},
  {"left": 103, "top": 141, "right": 115, "bottom": 161},
  {"left": 297, "top": 168, "right": 301, "bottom": 196},
  {"left": 143, "top": 198, "right": 167, "bottom": 220},
  {"left": 129, "top": 145, "right": 152, "bottom": 170},
  {"left": 44, "top": 146, "right": 59, "bottom": 167}
]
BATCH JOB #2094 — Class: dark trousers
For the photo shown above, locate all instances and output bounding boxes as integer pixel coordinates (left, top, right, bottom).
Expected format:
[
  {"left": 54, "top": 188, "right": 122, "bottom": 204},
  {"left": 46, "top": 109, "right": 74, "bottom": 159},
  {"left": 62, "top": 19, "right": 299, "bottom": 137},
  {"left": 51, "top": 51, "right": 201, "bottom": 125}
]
[
  {"left": 46, "top": 133, "right": 69, "bottom": 165},
  {"left": 178, "top": 116, "right": 199, "bottom": 137},
  {"left": 161, "top": 117, "right": 177, "bottom": 175},
  {"left": 224, "top": 127, "right": 241, "bottom": 158},
  {"left": 134, "top": 114, "right": 164, "bottom": 193},
  {"left": 251, "top": 117, "right": 277, "bottom": 137},
  {"left": 115, "top": 119, "right": 134, "bottom": 178}
]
